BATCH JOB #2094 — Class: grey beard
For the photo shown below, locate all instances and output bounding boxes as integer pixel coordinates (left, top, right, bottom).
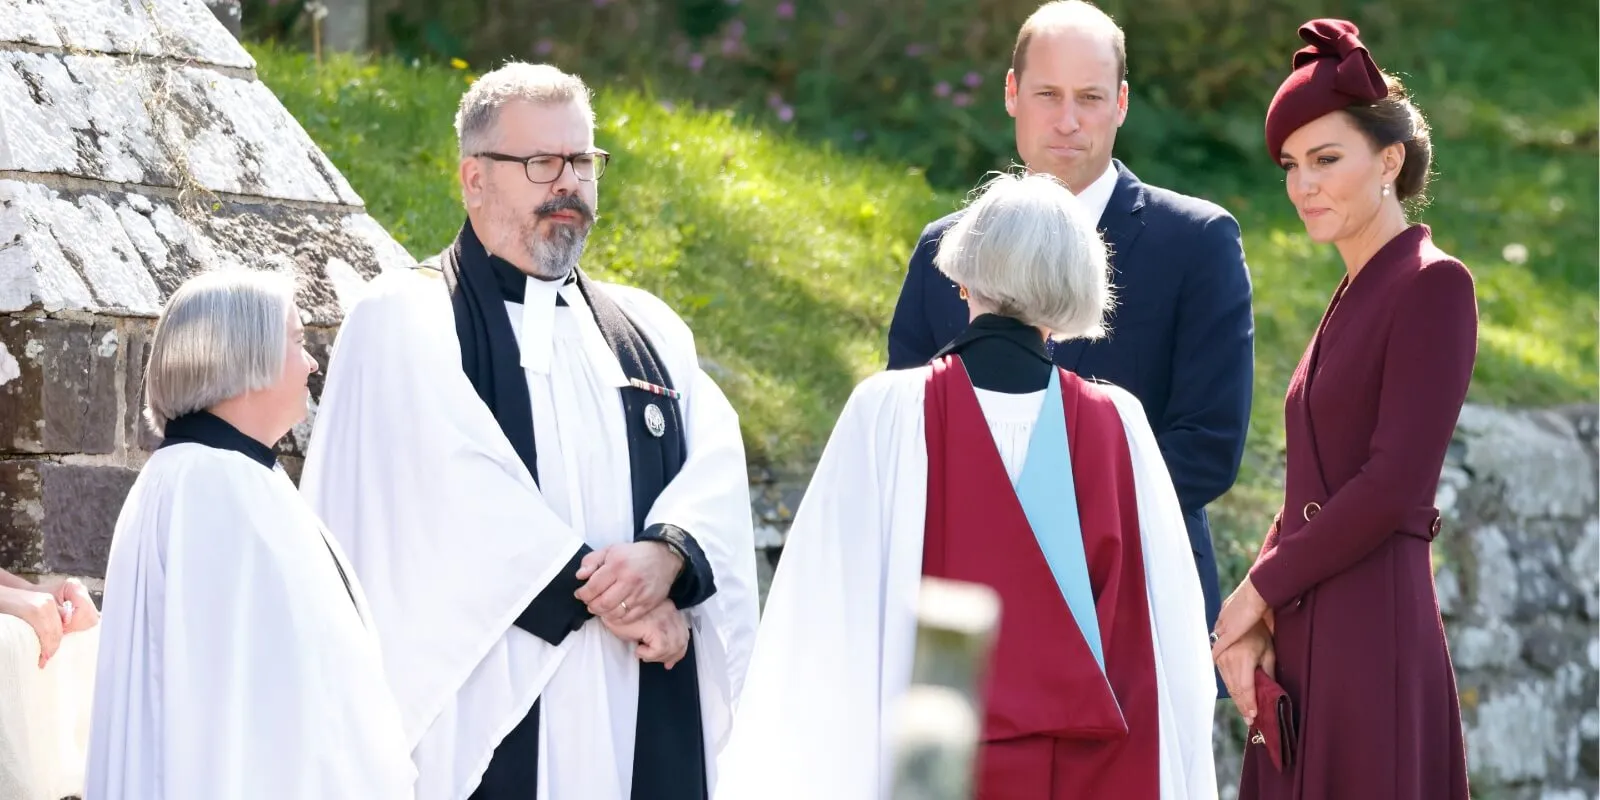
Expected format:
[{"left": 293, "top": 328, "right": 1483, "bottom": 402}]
[{"left": 523, "top": 220, "right": 589, "bottom": 280}]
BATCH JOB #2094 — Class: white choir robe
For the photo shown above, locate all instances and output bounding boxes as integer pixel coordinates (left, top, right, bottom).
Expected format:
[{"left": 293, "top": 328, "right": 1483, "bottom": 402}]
[
  {"left": 84, "top": 444, "right": 417, "bottom": 800},
  {"left": 300, "top": 268, "right": 760, "bottom": 800},
  {"left": 714, "top": 368, "right": 1218, "bottom": 800}
]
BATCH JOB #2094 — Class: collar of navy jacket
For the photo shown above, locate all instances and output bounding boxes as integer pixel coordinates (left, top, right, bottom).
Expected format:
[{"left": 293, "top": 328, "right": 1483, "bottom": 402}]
[{"left": 1052, "top": 159, "right": 1148, "bottom": 373}]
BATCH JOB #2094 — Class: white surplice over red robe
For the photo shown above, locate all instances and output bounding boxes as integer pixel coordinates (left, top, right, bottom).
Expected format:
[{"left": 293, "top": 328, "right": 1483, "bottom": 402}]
[{"left": 715, "top": 356, "right": 1217, "bottom": 800}]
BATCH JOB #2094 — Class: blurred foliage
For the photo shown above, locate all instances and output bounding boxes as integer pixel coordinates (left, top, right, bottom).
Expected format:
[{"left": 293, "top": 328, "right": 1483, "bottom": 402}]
[{"left": 247, "top": 0, "right": 1595, "bottom": 193}]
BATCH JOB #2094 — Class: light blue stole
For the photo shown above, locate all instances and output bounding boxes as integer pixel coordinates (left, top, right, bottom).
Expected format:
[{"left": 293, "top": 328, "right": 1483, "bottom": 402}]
[{"left": 1012, "top": 368, "right": 1106, "bottom": 672}]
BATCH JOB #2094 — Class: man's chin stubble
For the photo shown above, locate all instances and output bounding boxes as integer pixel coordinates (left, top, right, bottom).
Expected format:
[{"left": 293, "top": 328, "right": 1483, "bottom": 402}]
[{"left": 526, "top": 227, "right": 589, "bottom": 280}]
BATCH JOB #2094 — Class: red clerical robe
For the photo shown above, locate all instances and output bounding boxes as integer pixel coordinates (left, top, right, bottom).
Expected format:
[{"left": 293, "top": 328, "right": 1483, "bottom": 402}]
[
  {"left": 1243, "top": 224, "right": 1475, "bottom": 799},
  {"left": 923, "top": 357, "right": 1160, "bottom": 799},
  {"left": 714, "top": 351, "right": 1216, "bottom": 800}
]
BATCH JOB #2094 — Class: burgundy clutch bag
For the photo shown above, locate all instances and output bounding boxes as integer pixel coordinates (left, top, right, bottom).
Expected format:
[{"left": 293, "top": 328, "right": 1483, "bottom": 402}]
[{"left": 1250, "top": 667, "right": 1297, "bottom": 772}]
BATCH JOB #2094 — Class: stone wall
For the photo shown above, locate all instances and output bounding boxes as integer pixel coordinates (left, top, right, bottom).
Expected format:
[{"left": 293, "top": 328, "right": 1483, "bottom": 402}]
[
  {"left": 1439, "top": 405, "right": 1599, "bottom": 799},
  {"left": 1202, "top": 403, "right": 1600, "bottom": 800},
  {"left": 748, "top": 463, "right": 809, "bottom": 597},
  {"left": 0, "top": 0, "right": 414, "bottom": 587}
]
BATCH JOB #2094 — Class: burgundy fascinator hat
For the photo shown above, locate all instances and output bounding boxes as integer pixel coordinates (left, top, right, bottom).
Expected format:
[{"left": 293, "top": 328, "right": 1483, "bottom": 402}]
[{"left": 1264, "top": 19, "right": 1388, "bottom": 159}]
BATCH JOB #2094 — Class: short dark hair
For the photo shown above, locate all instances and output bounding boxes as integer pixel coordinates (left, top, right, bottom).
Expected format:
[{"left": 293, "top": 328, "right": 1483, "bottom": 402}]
[
  {"left": 1011, "top": 1, "right": 1127, "bottom": 84},
  {"left": 1342, "top": 72, "right": 1434, "bottom": 204}
]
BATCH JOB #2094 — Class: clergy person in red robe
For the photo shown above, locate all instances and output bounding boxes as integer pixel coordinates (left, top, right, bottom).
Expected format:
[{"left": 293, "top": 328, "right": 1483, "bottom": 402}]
[
  {"left": 716, "top": 172, "right": 1218, "bottom": 800},
  {"left": 1207, "top": 19, "right": 1474, "bottom": 800}
]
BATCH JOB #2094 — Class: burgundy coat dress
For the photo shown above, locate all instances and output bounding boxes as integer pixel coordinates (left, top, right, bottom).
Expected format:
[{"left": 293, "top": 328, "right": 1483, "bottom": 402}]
[{"left": 1241, "top": 224, "right": 1475, "bottom": 800}]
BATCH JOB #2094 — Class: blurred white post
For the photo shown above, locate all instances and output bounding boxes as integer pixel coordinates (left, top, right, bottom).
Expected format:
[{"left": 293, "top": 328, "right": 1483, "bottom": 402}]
[
  {"left": 317, "top": 0, "right": 369, "bottom": 53},
  {"left": 890, "top": 577, "right": 1001, "bottom": 800}
]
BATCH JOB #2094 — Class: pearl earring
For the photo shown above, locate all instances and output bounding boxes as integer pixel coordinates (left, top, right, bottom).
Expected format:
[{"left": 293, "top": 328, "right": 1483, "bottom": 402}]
[{"left": 1382, "top": 184, "right": 1391, "bottom": 197}]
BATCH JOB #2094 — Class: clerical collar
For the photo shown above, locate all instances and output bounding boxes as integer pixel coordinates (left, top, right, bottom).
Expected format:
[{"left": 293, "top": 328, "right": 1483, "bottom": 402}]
[
  {"left": 158, "top": 411, "right": 278, "bottom": 470},
  {"left": 486, "top": 251, "right": 575, "bottom": 305},
  {"left": 934, "top": 314, "right": 1054, "bottom": 394}
]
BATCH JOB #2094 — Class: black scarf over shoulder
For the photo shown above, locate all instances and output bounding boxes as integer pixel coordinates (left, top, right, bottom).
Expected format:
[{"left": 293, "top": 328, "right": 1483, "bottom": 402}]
[{"left": 433, "top": 219, "right": 714, "bottom": 800}]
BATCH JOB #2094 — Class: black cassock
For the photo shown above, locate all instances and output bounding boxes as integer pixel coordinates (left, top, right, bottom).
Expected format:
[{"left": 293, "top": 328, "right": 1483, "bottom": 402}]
[{"left": 430, "top": 220, "right": 718, "bottom": 800}]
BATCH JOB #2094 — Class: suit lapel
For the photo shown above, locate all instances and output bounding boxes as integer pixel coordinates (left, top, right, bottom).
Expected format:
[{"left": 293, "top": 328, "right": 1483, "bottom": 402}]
[{"left": 1054, "top": 161, "right": 1146, "bottom": 373}]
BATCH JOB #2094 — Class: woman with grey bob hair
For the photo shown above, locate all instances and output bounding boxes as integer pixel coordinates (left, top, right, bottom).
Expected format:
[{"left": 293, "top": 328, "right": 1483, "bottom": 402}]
[
  {"left": 143, "top": 269, "right": 303, "bottom": 435},
  {"left": 721, "top": 171, "right": 1216, "bottom": 798},
  {"left": 85, "top": 269, "right": 417, "bottom": 799},
  {"left": 935, "top": 170, "right": 1114, "bottom": 342}
]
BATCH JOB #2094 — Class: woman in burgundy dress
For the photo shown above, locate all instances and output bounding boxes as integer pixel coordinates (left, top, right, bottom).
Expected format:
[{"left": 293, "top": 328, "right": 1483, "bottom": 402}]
[{"left": 1207, "top": 18, "right": 1475, "bottom": 800}]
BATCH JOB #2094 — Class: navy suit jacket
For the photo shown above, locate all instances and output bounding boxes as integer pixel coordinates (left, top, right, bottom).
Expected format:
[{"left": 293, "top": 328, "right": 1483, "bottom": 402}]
[{"left": 887, "top": 160, "right": 1255, "bottom": 648}]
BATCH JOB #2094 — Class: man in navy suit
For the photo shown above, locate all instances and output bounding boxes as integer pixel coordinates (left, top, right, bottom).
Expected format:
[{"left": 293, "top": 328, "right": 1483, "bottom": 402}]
[{"left": 887, "top": 0, "right": 1254, "bottom": 689}]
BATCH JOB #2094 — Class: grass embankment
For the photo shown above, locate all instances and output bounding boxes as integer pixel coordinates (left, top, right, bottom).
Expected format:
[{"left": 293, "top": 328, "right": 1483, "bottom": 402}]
[{"left": 253, "top": 24, "right": 1595, "bottom": 584}]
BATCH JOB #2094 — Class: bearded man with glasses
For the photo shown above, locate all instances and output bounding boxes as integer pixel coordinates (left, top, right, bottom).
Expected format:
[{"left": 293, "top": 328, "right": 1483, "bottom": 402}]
[{"left": 300, "top": 62, "right": 760, "bottom": 800}]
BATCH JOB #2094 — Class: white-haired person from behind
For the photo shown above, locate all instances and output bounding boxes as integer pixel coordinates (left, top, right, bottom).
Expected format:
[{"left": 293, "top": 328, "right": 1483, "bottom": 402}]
[
  {"left": 718, "top": 172, "right": 1217, "bottom": 799},
  {"left": 84, "top": 269, "right": 416, "bottom": 800}
]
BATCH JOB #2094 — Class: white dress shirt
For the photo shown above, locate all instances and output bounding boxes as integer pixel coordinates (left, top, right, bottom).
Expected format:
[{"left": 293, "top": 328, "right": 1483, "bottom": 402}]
[{"left": 1074, "top": 160, "right": 1120, "bottom": 224}]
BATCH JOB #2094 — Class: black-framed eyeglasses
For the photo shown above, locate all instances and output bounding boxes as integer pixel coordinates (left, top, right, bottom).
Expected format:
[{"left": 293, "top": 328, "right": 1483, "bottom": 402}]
[{"left": 474, "top": 150, "right": 611, "bottom": 183}]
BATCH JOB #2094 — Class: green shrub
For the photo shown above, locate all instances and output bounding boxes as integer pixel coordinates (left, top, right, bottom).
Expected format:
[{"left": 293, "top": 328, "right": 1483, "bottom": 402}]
[
  {"left": 241, "top": 0, "right": 1373, "bottom": 186},
  {"left": 254, "top": 0, "right": 1595, "bottom": 195}
]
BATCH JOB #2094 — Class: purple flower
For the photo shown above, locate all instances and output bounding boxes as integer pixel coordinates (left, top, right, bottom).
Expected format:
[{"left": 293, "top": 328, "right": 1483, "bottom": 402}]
[
  {"left": 593, "top": 0, "right": 610, "bottom": 7},
  {"left": 728, "top": 19, "right": 746, "bottom": 37},
  {"left": 934, "top": 81, "right": 951, "bottom": 97},
  {"left": 659, "top": 100, "right": 677, "bottom": 112},
  {"left": 688, "top": 53, "right": 706, "bottom": 72},
  {"left": 777, "top": 105, "right": 794, "bottom": 122},
  {"left": 852, "top": 129, "right": 868, "bottom": 142},
  {"left": 776, "top": 1, "right": 794, "bottom": 18},
  {"left": 767, "top": 92, "right": 784, "bottom": 108},
  {"left": 952, "top": 92, "right": 972, "bottom": 107},
  {"left": 833, "top": 11, "right": 848, "bottom": 26},
  {"left": 963, "top": 71, "right": 982, "bottom": 88},
  {"left": 721, "top": 37, "right": 739, "bottom": 55},
  {"left": 535, "top": 39, "right": 554, "bottom": 55},
  {"left": 904, "top": 43, "right": 928, "bottom": 57}
]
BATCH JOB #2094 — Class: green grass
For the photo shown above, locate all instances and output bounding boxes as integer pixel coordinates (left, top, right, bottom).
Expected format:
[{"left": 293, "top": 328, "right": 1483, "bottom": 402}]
[
  {"left": 252, "top": 20, "right": 1596, "bottom": 580},
  {"left": 255, "top": 42, "right": 950, "bottom": 472}
]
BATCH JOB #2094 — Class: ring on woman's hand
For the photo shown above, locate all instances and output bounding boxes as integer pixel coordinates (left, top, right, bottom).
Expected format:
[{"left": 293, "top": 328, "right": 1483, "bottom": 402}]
[
  {"left": 1209, "top": 631, "right": 1219, "bottom": 645},
  {"left": 619, "top": 600, "right": 628, "bottom": 613}
]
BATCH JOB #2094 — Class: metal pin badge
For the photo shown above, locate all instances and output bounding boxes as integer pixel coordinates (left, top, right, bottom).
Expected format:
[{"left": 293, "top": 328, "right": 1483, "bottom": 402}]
[{"left": 644, "top": 403, "right": 667, "bottom": 438}]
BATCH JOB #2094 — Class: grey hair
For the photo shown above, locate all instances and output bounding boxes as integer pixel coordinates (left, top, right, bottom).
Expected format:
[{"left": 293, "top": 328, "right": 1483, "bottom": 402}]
[
  {"left": 143, "top": 269, "right": 298, "bottom": 437},
  {"left": 455, "top": 62, "right": 596, "bottom": 160},
  {"left": 934, "top": 171, "right": 1114, "bottom": 341}
]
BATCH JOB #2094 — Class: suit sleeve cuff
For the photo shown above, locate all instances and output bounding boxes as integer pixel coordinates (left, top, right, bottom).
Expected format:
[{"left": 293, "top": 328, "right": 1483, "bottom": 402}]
[
  {"left": 512, "top": 544, "right": 595, "bottom": 645},
  {"left": 639, "top": 523, "right": 717, "bottom": 609}
]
